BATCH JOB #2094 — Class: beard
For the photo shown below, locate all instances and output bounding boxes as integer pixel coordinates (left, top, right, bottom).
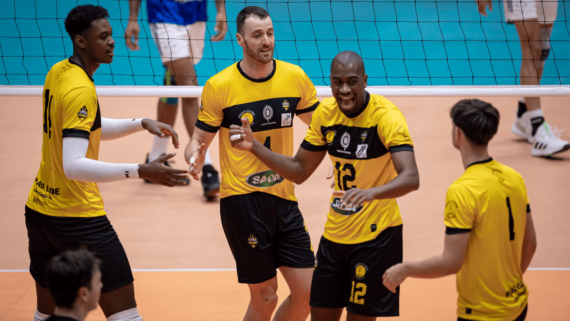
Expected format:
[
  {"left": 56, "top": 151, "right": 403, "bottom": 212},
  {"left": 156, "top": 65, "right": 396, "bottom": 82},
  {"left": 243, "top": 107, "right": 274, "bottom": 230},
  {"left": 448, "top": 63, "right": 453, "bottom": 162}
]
[{"left": 244, "top": 39, "right": 273, "bottom": 64}]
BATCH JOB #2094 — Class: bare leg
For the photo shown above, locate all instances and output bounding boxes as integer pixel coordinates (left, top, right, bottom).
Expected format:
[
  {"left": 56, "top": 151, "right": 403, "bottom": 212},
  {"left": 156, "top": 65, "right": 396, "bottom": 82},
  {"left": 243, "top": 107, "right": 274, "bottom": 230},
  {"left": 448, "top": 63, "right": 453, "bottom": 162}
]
[
  {"left": 156, "top": 99, "right": 178, "bottom": 126},
  {"left": 245, "top": 277, "right": 279, "bottom": 321},
  {"left": 164, "top": 57, "right": 200, "bottom": 138},
  {"left": 273, "top": 267, "right": 313, "bottom": 321},
  {"left": 311, "top": 307, "right": 343, "bottom": 321},
  {"left": 98, "top": 282, "right": 137, "bottom": 318},
  {"left": 514, "top": 19, "right": 545, "bottom": 111},
  {"left": 35, "top": 282, "right": 56, "bottom": 315},
  {"left": 347, "top": 312, "right": 377, "bottom": 321}
]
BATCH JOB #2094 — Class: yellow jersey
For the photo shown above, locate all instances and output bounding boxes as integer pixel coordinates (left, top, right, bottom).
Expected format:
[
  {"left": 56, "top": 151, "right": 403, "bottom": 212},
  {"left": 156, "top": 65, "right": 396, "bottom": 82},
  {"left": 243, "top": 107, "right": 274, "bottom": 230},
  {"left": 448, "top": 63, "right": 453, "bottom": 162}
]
[
  {"left": 444, "top": 158, "right": 530, "bottom": 320},
  {"left": 302, "top": 92, "right": 414, "bottom": 244},
  {"left": 26, "top": 59, "right": 105, "bottom": 218},
  {"left": 197, "top": 59, "right": 319, "bottom": 201}
]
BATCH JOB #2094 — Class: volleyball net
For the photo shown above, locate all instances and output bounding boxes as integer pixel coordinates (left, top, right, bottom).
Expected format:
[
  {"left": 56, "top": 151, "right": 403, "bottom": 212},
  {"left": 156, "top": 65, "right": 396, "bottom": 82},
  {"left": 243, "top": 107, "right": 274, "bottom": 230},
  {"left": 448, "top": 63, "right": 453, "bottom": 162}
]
[{"left": 1, "top": 0, "right": 569, "bottom": 97}]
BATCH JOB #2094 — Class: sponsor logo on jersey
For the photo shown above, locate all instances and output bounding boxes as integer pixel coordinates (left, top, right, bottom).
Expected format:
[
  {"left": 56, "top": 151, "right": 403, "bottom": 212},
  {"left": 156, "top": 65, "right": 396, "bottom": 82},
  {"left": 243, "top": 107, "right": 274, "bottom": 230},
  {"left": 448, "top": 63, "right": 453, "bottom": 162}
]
[
  {"left": 355, "top": 263, "right": 368, "bottom": 279},
  {"left": 246, "top": 170, "right": 285, "bottom": 188},
  {"left": 356, "top": 144, "right": 368, "bottom": 158},
  {"left": 78, "top": 106, "right": 88, "bottom": 120},
  {"left": 283, "top": 99, "right": 290, "bottom": 111},
  {"left": 445, "top": 200, "right": 458, "bottom": 218},
  {"left": 282, "top": 113, "right": 292, "bottom": 127},
  {"left": 239, "top": 110, "right": 255, "bottom": 125},
  {"left": 330, "top": 197, "right": 363, "bottom": 215},
  {"left": 248, "top": 234, "right": 258, "bottom": 248},
  {"left": 341, "top": 132, "right": 350, "bottom": 150},
  {"left": 326, "top": 130, "right": 335, "bottom": 145},
  {"left": 492, "top": 169, "right": 505, "bottom": 183},
  {"left": 262, "top": 105, "right": 276, "bottom": 126}
]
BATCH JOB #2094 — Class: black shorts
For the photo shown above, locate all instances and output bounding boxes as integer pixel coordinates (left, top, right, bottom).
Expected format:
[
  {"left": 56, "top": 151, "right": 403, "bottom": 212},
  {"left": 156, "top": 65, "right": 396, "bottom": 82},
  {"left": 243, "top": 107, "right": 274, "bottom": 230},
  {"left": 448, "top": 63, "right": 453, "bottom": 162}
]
[
  {"left": 310, "top": 225, "right": 403, "bottom": 317},
  {"left": 220, "top": 192, "right": 315, "bottom": 284},
  {"left": 458, "top": 304, "right": 528, "bottom": 321},
  {"left": 25, "top": 206, "right": 134, "bottom": 293}
]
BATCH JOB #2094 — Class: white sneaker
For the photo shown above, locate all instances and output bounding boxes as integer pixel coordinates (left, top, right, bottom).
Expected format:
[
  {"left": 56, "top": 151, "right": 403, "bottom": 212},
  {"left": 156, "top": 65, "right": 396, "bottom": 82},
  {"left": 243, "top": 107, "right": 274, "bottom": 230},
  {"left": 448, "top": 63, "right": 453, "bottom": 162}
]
[
  {"left": 531, "top": 122, "right": 570, "bottom": 157},
  {"left": 511, "top": 109, "right": 543, "bottom": 143}
]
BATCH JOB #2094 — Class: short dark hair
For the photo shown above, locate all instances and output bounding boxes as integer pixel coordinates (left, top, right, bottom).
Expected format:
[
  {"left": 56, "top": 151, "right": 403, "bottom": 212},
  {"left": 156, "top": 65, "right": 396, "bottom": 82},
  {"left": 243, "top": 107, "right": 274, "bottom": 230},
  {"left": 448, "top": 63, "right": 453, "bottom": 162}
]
[
  {"left": 236, "top": 6, "right": 270, "bottom": 34},
  {"left": 64, "top": 5, "right": 109, "bottom": 39},
  {"left": 450, "top": 99, "right": 500, "bottom": 146},
  {"left": 46, "top": 250, "right": 101, "bottom": 309}
]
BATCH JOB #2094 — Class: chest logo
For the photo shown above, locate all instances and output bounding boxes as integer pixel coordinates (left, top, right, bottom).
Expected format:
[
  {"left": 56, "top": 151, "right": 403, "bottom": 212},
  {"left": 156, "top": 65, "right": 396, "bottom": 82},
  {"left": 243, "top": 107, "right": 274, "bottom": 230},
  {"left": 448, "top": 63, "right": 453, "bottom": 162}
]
[
  {"left": 326, "top": 130, "right": 335, "bottom": 145},
  {"left": 283, "top": 99, "right": 290, "bottom": 111},
  {"left": 330, "top": 197, "right": 363, "bottom": 215},
  {"left": 282, "top": 113, "right": 292, "bottom": 127},
  {"left": 356, "top": 144, "right": 368, "bottom": 158},
  {"left": 246, "top": 170, "right": 285, "bottom": 188},
  {"left": 340, "top": 132, "right": 351, "bottom": 150},
  {"left": 239, "top": 110, "right": 255, "bottom": 125},
  {"left": 78, "top": 106, "right": 88, "bottom": 120},
  {"left": 263, "top": 105, "right": 274, "bottom": 121},
  {"left": 361, "top": 131, "right": 368, "bottom": 141}
]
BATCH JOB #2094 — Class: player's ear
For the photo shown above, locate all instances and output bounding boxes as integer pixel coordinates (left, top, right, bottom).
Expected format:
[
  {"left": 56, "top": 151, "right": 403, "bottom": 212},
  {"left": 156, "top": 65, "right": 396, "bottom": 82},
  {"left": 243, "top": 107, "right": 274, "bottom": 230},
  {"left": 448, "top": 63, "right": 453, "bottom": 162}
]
[
  {"left": 74, "top": 34, "right": 87, "bottom": 50},
  {"left": 236, "top": 32, "right": 243, "bottom": 47},
  {"left": 364, "top": 74, "right": 368, "bottom": 87}
]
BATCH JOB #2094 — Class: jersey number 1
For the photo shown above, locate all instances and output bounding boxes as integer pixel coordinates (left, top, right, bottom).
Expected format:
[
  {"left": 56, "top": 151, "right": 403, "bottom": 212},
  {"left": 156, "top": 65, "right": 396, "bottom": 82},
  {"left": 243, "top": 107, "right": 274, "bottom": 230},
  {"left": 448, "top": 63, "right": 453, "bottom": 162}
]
[
  {"left": 43, "top": 89, "right": 53, "bottom": 138},
  {"left": 506, "top": 197, "right": 515, "bottom": 241}
]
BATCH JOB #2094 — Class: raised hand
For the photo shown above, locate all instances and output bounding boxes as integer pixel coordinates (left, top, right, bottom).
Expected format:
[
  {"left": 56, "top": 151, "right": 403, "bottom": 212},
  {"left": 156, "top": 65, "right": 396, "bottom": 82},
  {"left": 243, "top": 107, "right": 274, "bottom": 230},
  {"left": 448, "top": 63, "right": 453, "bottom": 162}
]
[
  {"left": 229, "top": 117, "right": 254, "bottom": 151},
  {"left": 188, "top": 143, "right": 207, "bottom": 181},
  {"left": 333, "top": 188, "right": 376, "bottom": 207},
  {"left": 138, "top": 153, "right": 189, "bottom": 187},
  {"left": 141, "top": 119, "right": 180, "bottom": 149}
]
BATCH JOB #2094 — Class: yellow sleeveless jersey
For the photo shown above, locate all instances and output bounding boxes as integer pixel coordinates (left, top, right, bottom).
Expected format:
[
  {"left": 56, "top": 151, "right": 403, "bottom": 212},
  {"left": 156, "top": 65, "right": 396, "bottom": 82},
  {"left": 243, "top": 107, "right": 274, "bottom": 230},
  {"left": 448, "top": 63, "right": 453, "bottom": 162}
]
[
  {"left": 444, "top": 158, "right": 530, "bottom": 320},
  {"left": 301, "top": 93, "right": 413, "bottom": 244},
  {"left": 25, "top": 59, "right": 105, "bottom": 218},
  {"left": 197, "top": 59, "right": 319, "bottom": 201}
]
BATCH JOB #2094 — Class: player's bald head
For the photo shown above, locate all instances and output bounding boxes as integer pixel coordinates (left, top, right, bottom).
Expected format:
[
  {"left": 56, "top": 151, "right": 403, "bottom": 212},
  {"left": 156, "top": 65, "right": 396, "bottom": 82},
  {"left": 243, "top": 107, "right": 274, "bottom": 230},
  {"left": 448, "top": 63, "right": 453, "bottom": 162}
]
[{"left": 330, "top": 51, "right": 365, "bottom": 75}]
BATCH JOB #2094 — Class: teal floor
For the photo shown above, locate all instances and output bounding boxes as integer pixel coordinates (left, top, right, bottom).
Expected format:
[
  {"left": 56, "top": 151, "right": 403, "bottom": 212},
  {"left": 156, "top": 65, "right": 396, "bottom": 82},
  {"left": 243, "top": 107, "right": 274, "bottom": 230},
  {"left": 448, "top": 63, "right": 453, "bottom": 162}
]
[{"left": 1, "top": 0, "right": 569, "bottom": 86}]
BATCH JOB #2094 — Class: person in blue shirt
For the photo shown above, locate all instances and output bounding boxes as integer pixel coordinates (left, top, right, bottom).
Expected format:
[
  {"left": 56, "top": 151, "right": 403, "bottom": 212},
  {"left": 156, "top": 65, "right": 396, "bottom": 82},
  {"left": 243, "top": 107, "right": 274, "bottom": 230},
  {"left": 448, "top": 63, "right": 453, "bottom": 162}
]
[{"left": 125, "top": 0, "right": 227, "bottom": 199}]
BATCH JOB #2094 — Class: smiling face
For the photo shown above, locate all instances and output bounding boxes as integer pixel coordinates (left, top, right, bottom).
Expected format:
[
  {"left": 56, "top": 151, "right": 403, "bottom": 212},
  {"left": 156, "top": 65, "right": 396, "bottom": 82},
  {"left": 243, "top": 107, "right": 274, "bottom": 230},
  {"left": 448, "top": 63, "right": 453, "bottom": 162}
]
[
  {"left": 330, "top": 60, "right": 368, "bottom": 117},
  {"left": 76, "top": 18, "right": 115, "bottom": 64},
  {"left": 237, "top": 15, "right": 274, "bottom": 64}
]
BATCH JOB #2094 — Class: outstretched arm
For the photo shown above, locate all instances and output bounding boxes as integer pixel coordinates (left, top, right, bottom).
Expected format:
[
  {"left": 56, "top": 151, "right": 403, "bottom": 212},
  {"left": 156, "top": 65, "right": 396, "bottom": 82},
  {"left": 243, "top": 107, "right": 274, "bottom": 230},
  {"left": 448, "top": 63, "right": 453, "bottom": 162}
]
[
  {"left": 101, "top": 118, "right": 180, "bottom": 148},
  {"left": 230, "top": 118, "right": 327, "bottom": 184},
  {"left": 382, "top": 232, "right": 470, "bottom": 293}
]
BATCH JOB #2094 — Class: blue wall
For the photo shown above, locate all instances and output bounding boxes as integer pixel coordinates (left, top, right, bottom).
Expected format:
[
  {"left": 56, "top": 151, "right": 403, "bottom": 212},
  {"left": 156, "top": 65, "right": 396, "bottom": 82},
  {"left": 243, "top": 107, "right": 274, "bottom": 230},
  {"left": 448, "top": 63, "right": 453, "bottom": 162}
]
[{"left": 1, "top": 0, "right": 569, "bottom": 86}]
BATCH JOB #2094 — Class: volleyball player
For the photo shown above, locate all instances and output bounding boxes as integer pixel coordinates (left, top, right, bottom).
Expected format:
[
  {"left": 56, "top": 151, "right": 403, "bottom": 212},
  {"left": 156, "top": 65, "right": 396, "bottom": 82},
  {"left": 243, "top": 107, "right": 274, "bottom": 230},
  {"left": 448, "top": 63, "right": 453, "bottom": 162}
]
[
  {"left": 27, "top": 5, "right": 188, "bottom": 321},
  {"left": 230, "top": 51, "right": 420, "bottom": 320},
  {"left": 184, "top": 6, "right": 319, "bottom": 320},
  {"left": 45, "top": 250, "right": 102, "bottom": 321},
  {"left": 477, "top": 0, "right": 569, "bottom": 157},
  {"left": 125, "top": 0, "right": 227, "bottom": 197},
  {"left": 383, "top": 99, "right": 537, "bottom": 321}
]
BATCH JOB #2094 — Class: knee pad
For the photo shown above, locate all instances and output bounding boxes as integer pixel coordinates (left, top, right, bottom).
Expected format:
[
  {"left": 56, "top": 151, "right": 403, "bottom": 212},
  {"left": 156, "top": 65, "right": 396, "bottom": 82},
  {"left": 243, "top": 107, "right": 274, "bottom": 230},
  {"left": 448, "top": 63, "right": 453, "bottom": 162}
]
[
  {"left": 540, "top": 48, "right": 550, "bottom": 61},
  {"left": 540, "top": 28, "right": 552, "bottom": 61},
  {"left": 107, "top": 307, "right": 143, "bottom": 321}
]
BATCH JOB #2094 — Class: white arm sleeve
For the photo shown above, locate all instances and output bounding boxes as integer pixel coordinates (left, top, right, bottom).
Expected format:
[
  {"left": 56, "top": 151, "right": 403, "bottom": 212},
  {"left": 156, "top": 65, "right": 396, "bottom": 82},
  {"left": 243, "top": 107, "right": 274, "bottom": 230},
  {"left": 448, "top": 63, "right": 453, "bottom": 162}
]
[
  {"left": 100, "top": 117, "right": 145, "bottom": 141},
  {"left": 63, "top": 137, "right": 140, "bottom": 182}
]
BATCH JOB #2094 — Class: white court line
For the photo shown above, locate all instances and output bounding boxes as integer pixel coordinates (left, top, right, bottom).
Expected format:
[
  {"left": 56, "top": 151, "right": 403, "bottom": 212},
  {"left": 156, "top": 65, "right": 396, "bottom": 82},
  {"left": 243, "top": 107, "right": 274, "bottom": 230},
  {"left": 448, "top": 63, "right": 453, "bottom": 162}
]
[{"left": 1, "top": 268, "right": 568, "bottom": 272}]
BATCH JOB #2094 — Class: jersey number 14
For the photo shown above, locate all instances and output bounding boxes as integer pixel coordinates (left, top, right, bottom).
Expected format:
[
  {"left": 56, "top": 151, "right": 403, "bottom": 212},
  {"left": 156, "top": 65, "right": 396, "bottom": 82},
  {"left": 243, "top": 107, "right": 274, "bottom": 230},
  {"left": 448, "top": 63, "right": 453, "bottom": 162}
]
[{"left": 43, "top": 89, "right": 53, "bottom": 138}]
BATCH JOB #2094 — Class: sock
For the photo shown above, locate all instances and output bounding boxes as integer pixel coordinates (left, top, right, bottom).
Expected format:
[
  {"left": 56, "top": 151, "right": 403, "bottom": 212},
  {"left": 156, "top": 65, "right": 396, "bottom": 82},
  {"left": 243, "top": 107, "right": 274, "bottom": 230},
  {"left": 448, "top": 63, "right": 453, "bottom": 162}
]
[
  {"left": 526, "top": 109, "right": 545, "bottom": 136},
  {"left": 107, "top": 307, "right": 143, "bottom": 321},
  {"left": 517, "top": 97, "right": 527, "bottom": 118},
  {"left": 148, "top": 135, "right": 169, "bottom": 162},
  {"left": 34, "top": 309, "right": 51, "bottom": 321},
  {"left": 204, "top": 149, "right": 212, "bottom": 166}
]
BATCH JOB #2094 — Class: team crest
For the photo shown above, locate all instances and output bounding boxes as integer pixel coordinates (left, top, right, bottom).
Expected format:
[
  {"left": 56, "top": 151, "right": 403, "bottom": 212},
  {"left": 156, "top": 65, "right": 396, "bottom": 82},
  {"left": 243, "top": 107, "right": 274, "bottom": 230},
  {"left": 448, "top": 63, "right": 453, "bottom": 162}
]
[
  {"left": 355, "top": 263, "right": 368, "bottom": 280},
  {"left": 326, "top": 130, "right": 335, "bottom": 145},
  {"left": 361, "top": 131, "right": 368, "bottom": 141},
  {"left": 239, "top": 110, "right": 255, "bottom": 125},
  {"left": 356, "top": 144, "right": 368, "bottom": 158},
  {"left": 282, "top": 99, "right": 290, "bottom": 111},
  {"left": 282, "top": 113, "right": 292, "bottom": 127},
  {"left": 340, "top": 132, "right": 351, "bottom": 150},
  {"left": 77, "top": 106, "right": 88, "bottom": 120},
  {"left": 248, "top": 234, "right": 258, "bottom": 248},
  {"left": 445, "top": 201, "right": 458, "bottom": 219},
  {"left": 263, "top": 105, "right": 274, "bottom": 121}
]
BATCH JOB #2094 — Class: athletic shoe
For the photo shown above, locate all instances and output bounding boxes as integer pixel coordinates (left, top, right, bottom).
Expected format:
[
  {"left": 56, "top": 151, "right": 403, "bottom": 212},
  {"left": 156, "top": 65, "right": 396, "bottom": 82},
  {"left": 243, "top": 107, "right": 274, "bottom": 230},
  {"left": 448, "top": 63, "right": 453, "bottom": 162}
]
[
  {"left": 201, "top": 164, "right": 220, "bottom": 199},
  {"left": 511, "top": 107, "right": 543, "bottom": 143},
  {"left": 144, "top": 154, "right": 190, "bottom": 185},
  {"left": 531, "top": 122, "right": 570, "bottom": 157}
]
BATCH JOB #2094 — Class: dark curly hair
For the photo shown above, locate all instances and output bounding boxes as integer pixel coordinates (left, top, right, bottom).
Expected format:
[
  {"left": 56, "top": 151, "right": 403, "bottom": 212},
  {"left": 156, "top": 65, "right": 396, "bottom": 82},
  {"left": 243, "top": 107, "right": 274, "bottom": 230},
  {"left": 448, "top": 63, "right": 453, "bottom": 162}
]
[
  {"left": 64, "top": 5, "right": 109, "bottom": 39},
  {"left": 451, "top": 99, "right": 500, "bottom": 146}
]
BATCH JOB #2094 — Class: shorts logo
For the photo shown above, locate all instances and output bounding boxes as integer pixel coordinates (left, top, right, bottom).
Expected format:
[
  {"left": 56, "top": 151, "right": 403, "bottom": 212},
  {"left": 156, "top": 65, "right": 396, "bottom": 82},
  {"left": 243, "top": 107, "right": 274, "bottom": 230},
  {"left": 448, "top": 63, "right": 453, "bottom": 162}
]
[
  {"left": 325, "top": 130, "right": 335, "bottom": 145},
  {"left": 282, "top": 113, "right": 292, "bottom": 127},
  {"left": 239, "top": 110, "right": 255, "bottom": 125},
  {"left": 355, "top": 263, "right": 368, "bottom": 280},
  {"left": 314, "top": 258, "right": 318, "bottom": 268},
  {"left": 330, "top": 197, "right": 363, "bottom": 215},
  {"left": 248, "top": 234, "right": 258, "bottom": 248},
  {"left": 340, "top": 132, "right": 350, "bottom": 150},
  {"left": 445, "top": 201, "right": 458, "bottom": 219},
  {"left": 246, "top": 170, "right": 285, "bottom": 188},
  {"left": 356, "top": 144, "right": 368, "bottom": 158},
  {"left": 78, "top": 106, "right": 88, "bottom": 120},
  {"left": 283, "top": 99, "right": 290, "bottom": 111}
]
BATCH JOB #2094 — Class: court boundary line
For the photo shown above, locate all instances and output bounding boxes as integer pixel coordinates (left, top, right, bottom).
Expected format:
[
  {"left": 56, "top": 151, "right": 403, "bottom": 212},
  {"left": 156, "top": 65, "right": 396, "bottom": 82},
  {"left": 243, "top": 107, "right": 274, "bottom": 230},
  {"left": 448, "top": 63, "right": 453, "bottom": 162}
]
[{"left": 0, "top": 268, "right": 568, "bottom": 272}]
